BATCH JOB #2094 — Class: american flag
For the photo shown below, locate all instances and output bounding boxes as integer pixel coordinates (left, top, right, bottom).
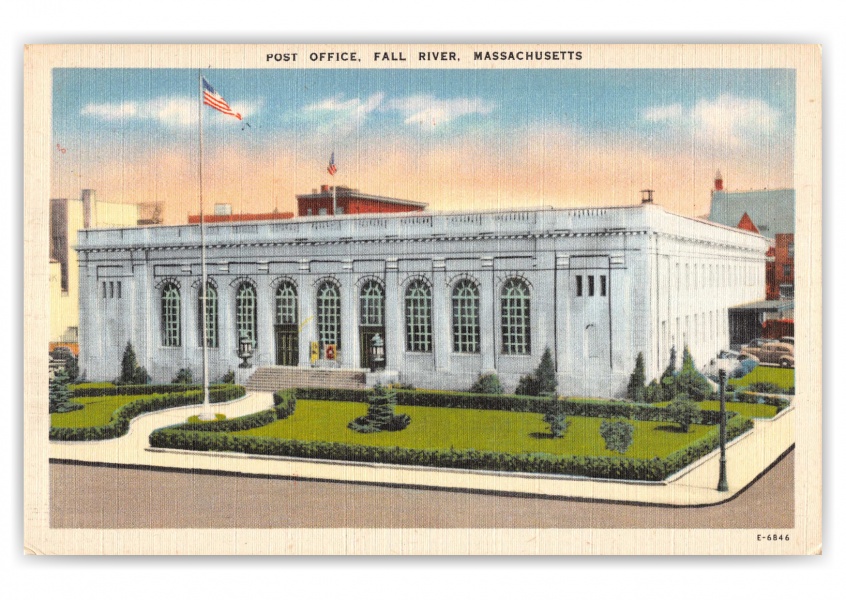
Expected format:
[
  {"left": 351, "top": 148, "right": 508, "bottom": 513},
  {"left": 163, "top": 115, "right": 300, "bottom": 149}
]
[
  {"left": 202, "top": 77, "right": 242, "bottom": 120},
  {"left": 327, "top": 152, "right": 338, "bottom": 176}
]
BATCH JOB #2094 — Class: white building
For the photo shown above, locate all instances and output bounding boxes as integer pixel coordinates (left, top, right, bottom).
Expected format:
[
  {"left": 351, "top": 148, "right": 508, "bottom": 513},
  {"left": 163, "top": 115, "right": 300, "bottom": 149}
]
[
  {"left": 50, "top": 189, "right": 140, "bottom": 346},
  {"left": 75, "top": 202, "right": 768, "bottom": 397}
]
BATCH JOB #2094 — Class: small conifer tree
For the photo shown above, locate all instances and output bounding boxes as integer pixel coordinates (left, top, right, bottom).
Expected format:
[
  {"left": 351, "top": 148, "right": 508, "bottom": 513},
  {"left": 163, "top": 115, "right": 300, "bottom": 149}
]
[{"left": 627, "top": 352, "right": 646, "bottom": 402}]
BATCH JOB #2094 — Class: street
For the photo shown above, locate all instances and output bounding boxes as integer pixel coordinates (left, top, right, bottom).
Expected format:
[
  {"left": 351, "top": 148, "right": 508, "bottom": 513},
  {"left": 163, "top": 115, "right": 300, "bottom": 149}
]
[{"left": 50, "top": 449, "right": 793, "bottom": 529}]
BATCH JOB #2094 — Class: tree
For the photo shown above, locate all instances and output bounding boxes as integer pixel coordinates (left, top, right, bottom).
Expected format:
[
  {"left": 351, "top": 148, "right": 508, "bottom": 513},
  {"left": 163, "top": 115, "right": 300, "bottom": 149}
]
[
  {"left": 172, "top": 368, "right": 193, "bottom": 384},
  {"left": 64, "top": 354, "right": 80, "bottom": 383},
  {"left": 117, "top": 341, "right": 150, "bottom": 384},
  {"left": 644, "top": 379, "right": 662, "bottom": 403},
  {"left": 673, "top": 345, "right": 713, "bottom": 401},
  {"left": 49, "top": 369, "right": 81, "bottom": 413},
  {"left": 470, "top": 372, "right": 504, "bottom": 395},
  {"left": 599, "top": 419, "right": 635, "bottom": 454},
  {"left": 627, "top": 352, "right": 646, "bottom": 402},
  {"left": 665, "top": 394, "right": 701, "bottom": 433},
  {"left": 536, "top": 348, "right": 558, "bottom": 396},
  {"left": 515, "top": 347, "right": 557, "bottom": 397},
  {"left": 543, "top": 402, "right": 569, "bottom": 438},
  {"left": 659, "top": 346, "right": 678, "bottom": 401},
  {"left": 348, "top": 385, "right": 411, "bottom": 433}
]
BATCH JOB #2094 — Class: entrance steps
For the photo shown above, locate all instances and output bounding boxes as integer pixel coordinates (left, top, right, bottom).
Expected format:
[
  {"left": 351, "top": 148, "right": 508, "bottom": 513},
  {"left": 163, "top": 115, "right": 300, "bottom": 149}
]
[{"left": 245, "top": 365, "right": 368, "bottom": 392}]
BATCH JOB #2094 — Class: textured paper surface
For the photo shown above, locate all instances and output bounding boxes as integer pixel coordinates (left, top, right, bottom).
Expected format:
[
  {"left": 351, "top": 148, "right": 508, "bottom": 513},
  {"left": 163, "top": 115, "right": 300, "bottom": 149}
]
[{"left": 23, "top": 43, "right": 822, "bottom": 555}]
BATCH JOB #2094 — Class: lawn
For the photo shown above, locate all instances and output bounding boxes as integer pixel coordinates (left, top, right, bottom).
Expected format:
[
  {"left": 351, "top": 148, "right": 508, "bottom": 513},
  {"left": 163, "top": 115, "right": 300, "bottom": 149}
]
[
  {"left": 232, "top": 399, "right": 717, "bottom": 460},
  {"left": 50, "top": 392, "right": 200, "bottom": 428},
  {"left": 729, "top": 365, "right": 794, "bottom": 390},
  {"left": 654, "top": 400, "right": 778, "bottom": 420}
]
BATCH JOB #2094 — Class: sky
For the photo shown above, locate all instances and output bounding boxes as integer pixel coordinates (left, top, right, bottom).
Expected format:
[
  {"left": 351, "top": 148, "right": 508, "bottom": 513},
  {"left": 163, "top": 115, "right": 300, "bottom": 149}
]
[{"left": 51, "top": 68, "right": 795, "bottom": 223}]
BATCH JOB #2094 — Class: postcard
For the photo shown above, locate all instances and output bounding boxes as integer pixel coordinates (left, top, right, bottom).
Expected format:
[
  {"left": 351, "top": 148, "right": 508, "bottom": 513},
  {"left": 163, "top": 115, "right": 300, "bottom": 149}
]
[{"left": 23, "top": 43, "right": 821, "bottom": 554}]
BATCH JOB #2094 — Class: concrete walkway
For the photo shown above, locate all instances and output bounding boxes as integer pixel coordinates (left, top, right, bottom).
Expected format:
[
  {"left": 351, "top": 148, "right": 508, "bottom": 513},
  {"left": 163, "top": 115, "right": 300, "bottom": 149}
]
[{"left": 50, "top": 393, "right": 794, "bottom": 506}]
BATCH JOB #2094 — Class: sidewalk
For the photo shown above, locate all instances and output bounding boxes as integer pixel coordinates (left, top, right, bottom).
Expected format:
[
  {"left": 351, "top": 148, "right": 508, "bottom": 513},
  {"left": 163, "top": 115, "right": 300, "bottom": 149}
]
[{"left": 50, "top": 392, "right": 794, "bottom": 506}]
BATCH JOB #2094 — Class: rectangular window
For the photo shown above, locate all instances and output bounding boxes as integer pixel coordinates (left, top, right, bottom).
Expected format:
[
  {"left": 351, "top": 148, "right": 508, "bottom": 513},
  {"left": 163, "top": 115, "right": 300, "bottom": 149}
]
[
  {"left": 600, "top": 275, "right": 607, "bottom": 297},
  {"left": 783, "top": 264, "right": 792, "bottom": 277},
  {"left": 336, "top": 206, "right": 344, "bottom": 215},
  {"left": 575, "top": 275, "right": 583, "bottom": 297},
  {"left": 588, "top": 275, "right": 595, "bottom": 297},
  {"left": 102, "top": 282, "right": 107, "bottom": 299},
  {"left": 788, "top": 242, "right": 794, "bottom": 258},
  {"left": 318, "top": 208, "right": 327, "bottom": 216},
  {"left": 117, "top": 281, "right": 122, "bottom": 299},
  {"left": 306, "top": 208, "right": 313, "bottom": 216},
  {"left": 109, "top": 282, "right": 114, "bottom": 298}
]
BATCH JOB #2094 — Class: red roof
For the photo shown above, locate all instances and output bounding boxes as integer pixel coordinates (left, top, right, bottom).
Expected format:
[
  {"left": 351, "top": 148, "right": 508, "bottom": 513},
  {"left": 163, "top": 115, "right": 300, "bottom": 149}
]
[
  {"left": 736, "top": 212, "right": 760, "bottom": 234},
  {"left": 188, "top": 212, "right": 294, "bottom": 224}
]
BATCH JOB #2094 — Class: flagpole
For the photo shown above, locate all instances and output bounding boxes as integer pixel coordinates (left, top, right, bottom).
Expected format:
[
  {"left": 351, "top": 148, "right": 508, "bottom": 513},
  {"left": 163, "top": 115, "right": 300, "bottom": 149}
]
[
  {"left": 332, "top": 182, "right": 337, "bottom": 215},
  {"left": 198, "top": 69, "right": 213, "bottom": 421}
]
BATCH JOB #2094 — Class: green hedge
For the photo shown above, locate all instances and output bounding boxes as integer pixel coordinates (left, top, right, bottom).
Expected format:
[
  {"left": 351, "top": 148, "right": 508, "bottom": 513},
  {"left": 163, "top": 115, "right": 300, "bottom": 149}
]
[
  {"left": 50, "top": 385, "right": 245, "bottom": 441},
  {"left": 273, "top": 389, "right": 298, "bottom": 419},
  {"left": 734, "top": 391, "right": 791, "bottom": 411},
  {"left": 294, "top": 387, "right": 726, "bottom": 425},
  {"left": 69, "top": 383, "right": 224, "bottom": 398},
  {"left": 148, "top": 413, "right": 753, "bottom": 481}
]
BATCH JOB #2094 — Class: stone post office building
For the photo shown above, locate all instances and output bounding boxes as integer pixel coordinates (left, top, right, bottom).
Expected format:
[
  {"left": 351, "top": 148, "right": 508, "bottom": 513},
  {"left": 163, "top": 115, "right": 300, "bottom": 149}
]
[{"left": 75, "top": 202, "right": 768, "bottom": 397}]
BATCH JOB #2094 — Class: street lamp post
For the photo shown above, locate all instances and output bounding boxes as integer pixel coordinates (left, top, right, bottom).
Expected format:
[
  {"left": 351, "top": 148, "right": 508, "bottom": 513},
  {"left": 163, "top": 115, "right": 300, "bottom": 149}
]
[{"left": 717, "top": 368, "right": 729, "bottom": 492}]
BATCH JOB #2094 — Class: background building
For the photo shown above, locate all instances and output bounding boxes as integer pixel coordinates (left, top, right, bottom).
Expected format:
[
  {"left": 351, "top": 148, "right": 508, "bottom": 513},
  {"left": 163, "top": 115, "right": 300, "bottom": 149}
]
[
  {"left": 49, "top": 189, "right": 140, "bottom": 352},
  {"left": 708, "top": 173, "right": 795, "bottom": 300},
  {"left": 76, "top": 197, "right": 767, "bottom": 397},
  {"left": 296, "top": 185, "right": 427, "bottom": 217}
]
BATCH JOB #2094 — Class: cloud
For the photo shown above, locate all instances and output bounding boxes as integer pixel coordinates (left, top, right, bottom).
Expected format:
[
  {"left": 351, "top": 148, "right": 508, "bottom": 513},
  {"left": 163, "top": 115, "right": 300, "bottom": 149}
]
[
  {"left": 81, "top": 96, "right": 260, "bottom": 127},
  {"left": 385, "top": 95, "right": 496, "bottom": 126},
  {"left": 300, "top": 92, "right": 495, "bottom": 132},
  {"left": 642, "top": 94, "right": 781, "bottom": 148}
]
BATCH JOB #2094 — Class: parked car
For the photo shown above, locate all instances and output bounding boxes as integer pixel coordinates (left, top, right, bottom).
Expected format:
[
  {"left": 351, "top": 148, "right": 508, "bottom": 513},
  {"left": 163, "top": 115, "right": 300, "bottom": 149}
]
[
  {"left": 704, "top": 350, "right": 759, "bottom": 381},
  {"left": 779, "top": 336, "right": 795, "bottom": 346},
  {"left": 739, "top": 342, "right": 794, "bottom": 368}
]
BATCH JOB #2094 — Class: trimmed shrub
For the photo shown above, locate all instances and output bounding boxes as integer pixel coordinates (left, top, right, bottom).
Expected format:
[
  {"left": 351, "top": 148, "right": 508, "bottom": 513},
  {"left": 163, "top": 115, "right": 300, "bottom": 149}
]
[
  {"left": 49, "top": 385, "right": 246, "bottom": 441},
  {"left": 599, "top": 420, "right": 635, "bottom": 454},
  {"left": 348, "top": 385, "right": 411, "bottom": 433},
  {"left": 662, "top": 345, "right": 714, "bottom": 401},
  {"left": 172, "top": 368, "right": 194, "bottom": 384},
  {"left": 543, "top": 402, "right": 569, "bottom": 438},
  {"left": 116, "top": 341, "right": 149, "bottom": 385},
  {"left": 470, "top": 373, "right": 504, "bottom": 395},
  {"left": 515, "top": 348, "right": 557, "bottom": 397},
  {"left": 665, "top": 394, "right": 701, "bottom": 433},
  {"left": 747, "top": 382, "right": 787, "bottom": 395},
  {"left": 221, "top": 369, "right": 236, "bottom": 384},
  {"left": 627, "top": 352, "right": 646, "bottom": 402}
]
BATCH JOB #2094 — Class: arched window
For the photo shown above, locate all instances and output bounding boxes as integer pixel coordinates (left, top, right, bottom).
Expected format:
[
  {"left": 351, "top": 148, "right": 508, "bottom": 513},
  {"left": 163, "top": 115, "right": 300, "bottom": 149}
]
[
  {"left": 452, "top": 279, "right": 480, "bottom": 353},
  {"left": 405, "top": 280, "right": 432, "bottom": 352},
  {"left": 161, "top": 282, "right": 181, "bottom": 347},
  {"left": 197, "top": 283, "right": 218, "bottom": 348},
  {"left": 317, "top": 281, "right": 341, "bottom": 348},
  {"left": 359, "top": 280, "right": 385, "bottom": 326},
  {"left": 275, "top": 281, "right": 298, "bottom": 325},
  {"left": 501, "top": 278, "right": 531, "bottom": 355},
  {"left": 236, "top": 282, "right": 257, "bottom": 345}
]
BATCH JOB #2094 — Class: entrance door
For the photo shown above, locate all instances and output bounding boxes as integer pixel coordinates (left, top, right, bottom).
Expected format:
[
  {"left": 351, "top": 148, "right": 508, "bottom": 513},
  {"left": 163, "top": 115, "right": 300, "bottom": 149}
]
[
  {"left": 359, "top": 326, "right": 385, "bottom": 370},
  {"left": 275, "top": 325, "right": 299, "bottom": 366}
]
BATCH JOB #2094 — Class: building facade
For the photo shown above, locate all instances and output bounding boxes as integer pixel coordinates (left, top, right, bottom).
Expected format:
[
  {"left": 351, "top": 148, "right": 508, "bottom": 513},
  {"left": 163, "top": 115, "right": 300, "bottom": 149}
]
[
  {"left": 50, "top": 190, "right": 140, "bottom": 347},
  {"left": 76, "top": 203, "right": 768, "bottom": 397},
  {"left": 296, "top": 185, "right": 427, "bottom": 217}
]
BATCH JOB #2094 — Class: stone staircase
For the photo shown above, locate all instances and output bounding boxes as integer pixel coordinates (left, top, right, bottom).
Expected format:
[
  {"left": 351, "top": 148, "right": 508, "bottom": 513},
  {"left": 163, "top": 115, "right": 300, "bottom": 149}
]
[{"left": 245, "top": 365, "right": 368, "bottom": 392}]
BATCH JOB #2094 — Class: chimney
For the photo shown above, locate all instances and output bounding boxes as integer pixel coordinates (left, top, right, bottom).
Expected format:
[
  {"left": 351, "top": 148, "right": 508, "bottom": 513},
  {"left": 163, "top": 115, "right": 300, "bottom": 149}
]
[
  {"left": 320, "top": 184, "right": 329, "bottom": 193},
  {"left": 640, "top": 189, "right": 654, "bottom": 204},
  {"left": 714, "top": 169, "right": 724, "bottom": 191},
  {"left": 81, "top": 189, "right": 97, "bottom": 228}
]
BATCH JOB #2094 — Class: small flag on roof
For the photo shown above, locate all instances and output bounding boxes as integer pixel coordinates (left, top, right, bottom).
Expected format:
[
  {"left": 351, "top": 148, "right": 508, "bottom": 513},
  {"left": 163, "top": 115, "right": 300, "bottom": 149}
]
[
  {"left": 327, "top": 152, "right": 338, "bottom": 176},
  {"left": 202, "top": 77, "right": 242, "bottom": 120}
]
